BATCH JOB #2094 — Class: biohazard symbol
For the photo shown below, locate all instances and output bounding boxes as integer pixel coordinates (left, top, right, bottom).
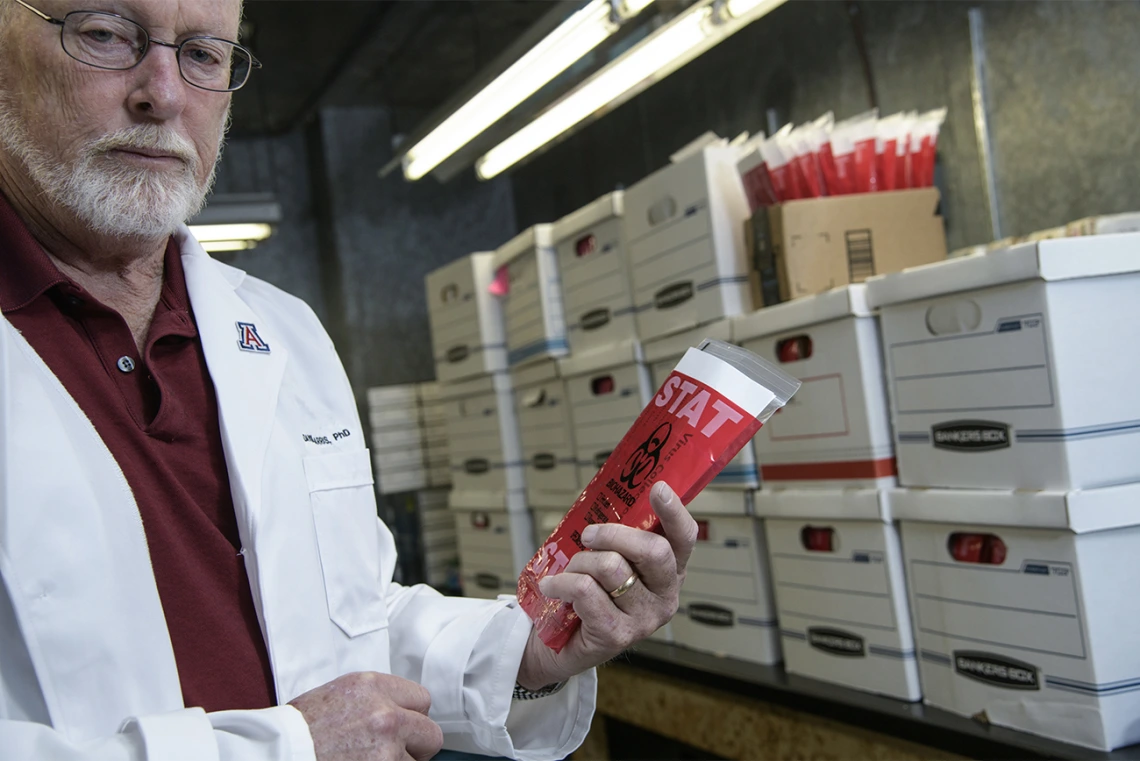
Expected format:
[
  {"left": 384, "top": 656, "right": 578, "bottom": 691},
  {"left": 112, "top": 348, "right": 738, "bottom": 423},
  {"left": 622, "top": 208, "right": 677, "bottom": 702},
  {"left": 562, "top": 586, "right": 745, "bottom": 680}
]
[{"left": 619, "top": 422, "right": 671, "bottom": 490}]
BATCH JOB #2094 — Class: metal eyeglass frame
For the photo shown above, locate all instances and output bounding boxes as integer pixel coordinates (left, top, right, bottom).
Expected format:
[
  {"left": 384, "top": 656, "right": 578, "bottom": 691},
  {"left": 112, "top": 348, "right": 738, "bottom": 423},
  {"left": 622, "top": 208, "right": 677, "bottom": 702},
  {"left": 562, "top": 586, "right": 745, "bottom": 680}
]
[{"left": 9, "top": 0, "right": 261, "bottom": 92}]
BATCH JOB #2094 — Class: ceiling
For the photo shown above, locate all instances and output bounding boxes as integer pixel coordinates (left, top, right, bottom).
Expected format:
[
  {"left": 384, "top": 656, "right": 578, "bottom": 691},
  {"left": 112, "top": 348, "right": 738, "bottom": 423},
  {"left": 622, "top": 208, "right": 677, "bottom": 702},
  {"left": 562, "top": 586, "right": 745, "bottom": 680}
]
[{"left": 230, "top": 1, "right": 557, "bottom": 138}]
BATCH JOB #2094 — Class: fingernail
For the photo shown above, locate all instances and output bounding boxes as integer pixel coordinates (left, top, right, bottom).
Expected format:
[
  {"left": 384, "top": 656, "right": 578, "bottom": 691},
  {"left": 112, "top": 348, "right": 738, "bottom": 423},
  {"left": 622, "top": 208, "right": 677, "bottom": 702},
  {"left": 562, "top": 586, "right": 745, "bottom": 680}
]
[
  {"left": 581, "top": 525, "right": 599, "bottom": 546},
  {"left": 652, "top": 481, "right": 672, "bottom": 502},
  {"left": 538, "top": 577, "right": 558, "bottom": 598}
]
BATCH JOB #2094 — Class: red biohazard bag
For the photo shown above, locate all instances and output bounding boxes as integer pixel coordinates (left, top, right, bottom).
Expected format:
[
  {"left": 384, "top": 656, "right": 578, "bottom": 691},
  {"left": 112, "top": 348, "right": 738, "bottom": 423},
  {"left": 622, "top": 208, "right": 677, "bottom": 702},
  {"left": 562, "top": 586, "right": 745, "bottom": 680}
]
[
  {"left": 876, "top": 111, "right": 915, "bottom": 191},
  {"left": 517, "top": 340, "right": 801, "bottom": 652},
  {"left": 736, "top": 135, "right": 778, "bottom": 212},
  {"left": 830, "top": 109, "right": 878, "bottom": 195},
  {"left": 907, "top": 107, "right": 947, "bottom": 188}
]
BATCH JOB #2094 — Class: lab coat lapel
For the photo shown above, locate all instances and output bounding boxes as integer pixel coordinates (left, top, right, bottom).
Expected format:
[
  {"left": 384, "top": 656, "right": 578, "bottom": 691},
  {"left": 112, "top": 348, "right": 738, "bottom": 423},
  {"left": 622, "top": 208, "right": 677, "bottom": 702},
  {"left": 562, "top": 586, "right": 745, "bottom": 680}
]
[{"left": 178, "top": 229, "right": 288, "bottom": 535}]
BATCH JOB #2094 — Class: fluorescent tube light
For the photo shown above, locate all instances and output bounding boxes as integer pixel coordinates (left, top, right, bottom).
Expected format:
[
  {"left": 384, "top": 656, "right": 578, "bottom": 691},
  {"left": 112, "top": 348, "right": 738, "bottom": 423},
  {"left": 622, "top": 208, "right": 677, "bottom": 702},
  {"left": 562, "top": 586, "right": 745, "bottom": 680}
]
[
  {"left": 402, "top": 0, "right": 656, "bottom": 181},
  {"left": 476, "top": 0, "right": 787, "bottom": 179},
  {"left": 200, "top": 240, "right": 258, "bottom": 253},
  {"left": 190, "top": 223, "right": 274, "bottom": 243}
]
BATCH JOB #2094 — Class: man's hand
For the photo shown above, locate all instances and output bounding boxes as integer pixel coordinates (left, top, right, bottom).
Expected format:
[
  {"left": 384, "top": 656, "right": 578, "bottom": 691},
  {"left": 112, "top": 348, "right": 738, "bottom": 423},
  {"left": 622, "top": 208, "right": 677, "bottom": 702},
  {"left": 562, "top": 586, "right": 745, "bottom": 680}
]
[
  {"left": 516, "top": 481, "right": 699, "bottom": 690},
  {"left": 289, "top": 672, "right": 444, "bottom": 761}
]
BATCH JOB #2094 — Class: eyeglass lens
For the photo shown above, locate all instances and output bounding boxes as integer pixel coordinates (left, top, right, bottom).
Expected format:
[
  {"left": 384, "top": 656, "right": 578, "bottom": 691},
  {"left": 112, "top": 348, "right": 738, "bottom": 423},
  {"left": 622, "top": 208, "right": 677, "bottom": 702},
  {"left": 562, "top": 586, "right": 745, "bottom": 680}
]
[{"left": 61, "top": 11, "right": 252, "bottom": 91}]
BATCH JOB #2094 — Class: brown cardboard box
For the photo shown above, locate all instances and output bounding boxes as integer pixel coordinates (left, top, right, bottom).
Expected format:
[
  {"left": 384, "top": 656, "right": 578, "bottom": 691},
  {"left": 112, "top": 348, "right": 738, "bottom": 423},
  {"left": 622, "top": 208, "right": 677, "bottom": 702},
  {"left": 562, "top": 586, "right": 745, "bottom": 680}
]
[{"left": 748, "top": 188, "right": 947, "bottom": 306}]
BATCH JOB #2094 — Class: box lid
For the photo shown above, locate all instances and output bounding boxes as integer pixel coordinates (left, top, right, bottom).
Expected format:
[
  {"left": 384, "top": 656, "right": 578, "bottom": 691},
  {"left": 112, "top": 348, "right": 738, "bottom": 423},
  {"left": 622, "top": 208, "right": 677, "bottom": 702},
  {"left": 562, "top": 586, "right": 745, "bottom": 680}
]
[
  {"left": 557, "top": 339, "right": 644, "bottom": 378},
  {"left": 492, "top": 224, "right": 554, "bottom": 269},
  {"left": 643, "top": 320, "right": 732, "bottom": 364},
  {"left": 437, "top": 371, "right": 509, "bottom": 400},
  {"left": 366, "top": 384, "right": 420, "bottom": 408},
  {"left": 510, "top": 359, "right": 560, "bottom": 389},
  {"left": 865, "top": 233, "right": 1140, "bottom": 309},
  {"left": 754, "top": 488, "right": 892, "bottom": 522},
  {"left": 890, "top": 483, "right": 1140, "bottom": 534},
  {"left": 448, "top": 489, "right": 529, "bottom": 512},
  {"left": 732, "top": 285, "right": 871, "bottom": 343},
  {"left": 687, "top": 489, "right": 751, "bottom": 514},
  {"left": 551, "top": 192, "right": 623, "bottom": 242}
]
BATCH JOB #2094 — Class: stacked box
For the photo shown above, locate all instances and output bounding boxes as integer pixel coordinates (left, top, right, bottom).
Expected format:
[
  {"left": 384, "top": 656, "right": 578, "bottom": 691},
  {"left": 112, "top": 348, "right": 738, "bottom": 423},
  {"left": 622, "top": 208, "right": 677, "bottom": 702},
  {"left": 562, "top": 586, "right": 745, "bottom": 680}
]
[
  {"left": 416, "top": 489, "right": 459, "bottom": 589},
  {"left": 894, "top": 484, "right": 1140, "bottom": 750},
  {"left": 672, "top": 491, "right": 779, "bottom": 664},
  {"left": 439, "top": 372, "right": 526, "bottom": 511},
  {"left": 643, "top": 321, "right": 760, "bottom": 489},
  {"left": 624, "top": 140, "right": 751, "bottom": 343},
  {"left": 552, "top": 192, "right": 638, "bottom": 357},
  {"left": 560, "top": 341, "right": 653, "bottom": 486},
  {"left": 453, "top": 507, "right": 536, "bottom": 600},
  {"left": 425, "top": 252, "right": 507, "bottom": 383},
  {"left": 865, "top": 234, "right": 1140, "bottom": 491},
  {"left": 733, "top": 285, "right": 897, "bottom": 490},
  {"left": 367, "top": 384, "right": 427, "bottom": 494},
  {"left": 512, "top": 360, "right": 580, "bottom": 509},
  {"left": 756, "top": 489, "right": 920, "bottom": 701},
  {"left": 493, "top": 225, "right": 569, "bottom": 368},
  {"left": 418, "top": 383, "right": 450, "bottom": 488}
]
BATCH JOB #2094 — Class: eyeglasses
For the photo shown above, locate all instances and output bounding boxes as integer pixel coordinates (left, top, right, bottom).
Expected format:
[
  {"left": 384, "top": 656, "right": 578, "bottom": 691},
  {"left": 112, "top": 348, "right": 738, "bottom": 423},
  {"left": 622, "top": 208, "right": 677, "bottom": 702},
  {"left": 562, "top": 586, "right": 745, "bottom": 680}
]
[{"left": 11, "top": 0, "right": 261, "bottom": 92}]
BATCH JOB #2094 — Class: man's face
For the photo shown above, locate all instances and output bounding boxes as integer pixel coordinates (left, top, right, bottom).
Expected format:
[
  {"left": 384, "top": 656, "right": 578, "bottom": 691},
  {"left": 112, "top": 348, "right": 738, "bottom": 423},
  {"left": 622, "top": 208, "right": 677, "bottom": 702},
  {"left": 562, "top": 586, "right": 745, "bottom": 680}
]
[{"left": 0, "top": 0, "right": 242, "bottom": 239}]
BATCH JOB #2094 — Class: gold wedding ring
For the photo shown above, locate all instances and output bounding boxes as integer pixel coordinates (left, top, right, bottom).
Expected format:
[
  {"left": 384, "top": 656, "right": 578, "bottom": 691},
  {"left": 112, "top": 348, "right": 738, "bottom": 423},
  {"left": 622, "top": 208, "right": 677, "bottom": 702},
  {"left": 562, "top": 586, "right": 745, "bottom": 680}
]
[{"left": 608, "top": 572, "right": 639, "bottom": 599}]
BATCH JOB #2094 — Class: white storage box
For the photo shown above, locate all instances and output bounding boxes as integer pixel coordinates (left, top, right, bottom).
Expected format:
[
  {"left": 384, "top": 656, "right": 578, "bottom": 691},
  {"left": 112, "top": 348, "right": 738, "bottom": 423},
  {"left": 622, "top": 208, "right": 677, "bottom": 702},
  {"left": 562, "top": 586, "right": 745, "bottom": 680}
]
[
  {"left": 866, "top": 235, "right": 1140, "bottom": 490},
  {"left": 672, "top": 492, "right": 779, "bottom": 664},
  {"left": 644, "top": 321, "right": 759, "bottom": 489},
  {"left": 370, "top": 425, "right": 425, "bottom": 453},
  {"left": 439, "top": 373, "right": 526, "bottom": 509},
  {"left": 895, "top": 484, "right": 1140, "bottom": 750},
  {"left": 493, "top": 225, "right": 569, "bottom": 367},
  {"left": 552, "top": 192, "right": 638, "bottom": 355},
  {"left": 757, "top": 489, "right": 920, "bottom": 701},
  {"left": 512, "top": 360, "right": 580, "bottom": 508},
  {"left": 561, "top": 342, "right": 653, "bottom": 485},
  {"left": 625, "top": 141, "right": 751, "bottom": 342},
  {"left": 454, "top": 507, "right": 536, "bottom": 600},
  {"left": 734, "top": 285, "right": 896, "bottom": 489},
  {"left": 425, "top": 252, "right": 507, "bottom": 383}
]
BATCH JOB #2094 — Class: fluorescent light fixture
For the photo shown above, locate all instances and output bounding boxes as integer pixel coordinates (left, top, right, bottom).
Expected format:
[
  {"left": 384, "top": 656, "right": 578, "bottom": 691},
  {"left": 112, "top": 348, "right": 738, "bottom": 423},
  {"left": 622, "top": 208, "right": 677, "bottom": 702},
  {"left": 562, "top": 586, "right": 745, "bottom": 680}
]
[
  {"left": 200, "top": 240, "right": 258, "bottom": 253},
  {"left": 402, "top": 0, "right": 656, "bottom": 181},
  {"left": 189, "top": 223, "right": 274, "bottom": 243},
  {"left": 476, "top": 0, "right": 788, "bottom": 179}
]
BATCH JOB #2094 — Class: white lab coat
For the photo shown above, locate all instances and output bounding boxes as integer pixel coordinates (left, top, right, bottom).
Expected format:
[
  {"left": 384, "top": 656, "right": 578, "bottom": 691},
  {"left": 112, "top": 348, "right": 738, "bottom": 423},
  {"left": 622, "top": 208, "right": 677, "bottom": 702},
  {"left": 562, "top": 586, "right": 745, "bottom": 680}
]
[{"left": 0, "top": 228, "right": 595, "bottom": 761}]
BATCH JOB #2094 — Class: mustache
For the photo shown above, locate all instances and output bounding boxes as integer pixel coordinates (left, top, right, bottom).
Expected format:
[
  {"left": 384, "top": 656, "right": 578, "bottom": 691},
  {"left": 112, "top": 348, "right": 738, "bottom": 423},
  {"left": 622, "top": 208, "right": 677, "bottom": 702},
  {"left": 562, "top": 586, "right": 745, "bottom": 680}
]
[{"left": 88, "top": 125, "right": 199, "bottom": 171}]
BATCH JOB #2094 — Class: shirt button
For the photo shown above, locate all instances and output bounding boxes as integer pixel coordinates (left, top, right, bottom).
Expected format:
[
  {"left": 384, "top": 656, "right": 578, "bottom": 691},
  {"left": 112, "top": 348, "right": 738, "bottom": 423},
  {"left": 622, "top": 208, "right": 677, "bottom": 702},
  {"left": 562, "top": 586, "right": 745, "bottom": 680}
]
[{"left": 116, "top": 356, "right": 136, "bottom": 373}]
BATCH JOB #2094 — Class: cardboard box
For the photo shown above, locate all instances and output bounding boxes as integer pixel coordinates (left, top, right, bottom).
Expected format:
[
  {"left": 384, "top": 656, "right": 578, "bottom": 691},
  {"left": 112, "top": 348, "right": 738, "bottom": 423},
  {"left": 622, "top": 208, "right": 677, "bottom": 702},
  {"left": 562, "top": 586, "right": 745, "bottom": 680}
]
[
  {"left": 750, "top": 189, "right": 947, "bottom": 307},
  {"left": 425, "top": 252, "right": 507, "bottom": 383},
  {"left": 512, "top": 360, "right": 580, "bottom": 508},
  {"left": 438, "top": 372, "right": 526, "bottom": 509},
  {"left": 370, "top": 425, "right": 426, "bottom": 453},
  {"left": 643, "top": 321, "right": 760, "bottom": 489},
  {"left": 672, "top": 501, "right": 780, "bottom": 664},
  {"left": 493, "top": 225, "right": 569, "bottom": 367},
  {"left": 866, "top": 234, "right": 1140, "bottom": 490},
  {"left": 553, "top": 192, "right": 639, "bottom": 355},
  {"left": 733, "top": 285, "right": 896, "bottom": 489},
  {"left": 894, "top": 484, "right": 1140, "bottom": 750},
  {"left": 560, "top": 341, "right": 653, "bottom": 485},
  {"left": 625, "top": 142, "right": 752, "bottom": 342},
  {"left": 757, "top": 489, "right": 920, "bottom": 701},
  {"left": 453, "top": 507, "right": 536, "bottom": 600}
]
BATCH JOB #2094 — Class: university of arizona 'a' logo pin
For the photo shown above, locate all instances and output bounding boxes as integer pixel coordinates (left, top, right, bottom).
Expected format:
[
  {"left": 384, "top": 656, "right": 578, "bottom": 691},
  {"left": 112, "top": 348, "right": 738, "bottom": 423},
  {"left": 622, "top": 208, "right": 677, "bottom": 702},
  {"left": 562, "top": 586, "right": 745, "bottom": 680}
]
[{"left": 236, "top": 322, "right": 271, "bottom": 353}]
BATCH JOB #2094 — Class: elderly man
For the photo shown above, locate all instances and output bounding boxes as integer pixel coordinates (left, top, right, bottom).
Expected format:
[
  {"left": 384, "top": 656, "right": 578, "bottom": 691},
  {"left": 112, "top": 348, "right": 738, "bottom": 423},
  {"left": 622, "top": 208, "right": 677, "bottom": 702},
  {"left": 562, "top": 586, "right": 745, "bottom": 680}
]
[{"left": 0, "top": 0, "right": 699, "bottom": 760}]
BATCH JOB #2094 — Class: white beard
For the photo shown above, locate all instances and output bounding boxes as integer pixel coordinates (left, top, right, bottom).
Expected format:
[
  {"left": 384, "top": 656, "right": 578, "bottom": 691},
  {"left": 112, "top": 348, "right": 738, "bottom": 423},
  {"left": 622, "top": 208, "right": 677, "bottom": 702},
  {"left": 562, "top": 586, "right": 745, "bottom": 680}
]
[{"left": 0, "top": 90, "right": 220, "bottom": 240}]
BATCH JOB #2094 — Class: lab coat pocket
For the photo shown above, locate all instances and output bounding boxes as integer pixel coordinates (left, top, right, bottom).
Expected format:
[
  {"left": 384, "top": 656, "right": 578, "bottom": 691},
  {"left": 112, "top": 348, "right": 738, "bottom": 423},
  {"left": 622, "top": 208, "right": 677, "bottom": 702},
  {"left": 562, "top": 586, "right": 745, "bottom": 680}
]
[{"left": 304, "top": 449, "right": 389, "bottom": 637}]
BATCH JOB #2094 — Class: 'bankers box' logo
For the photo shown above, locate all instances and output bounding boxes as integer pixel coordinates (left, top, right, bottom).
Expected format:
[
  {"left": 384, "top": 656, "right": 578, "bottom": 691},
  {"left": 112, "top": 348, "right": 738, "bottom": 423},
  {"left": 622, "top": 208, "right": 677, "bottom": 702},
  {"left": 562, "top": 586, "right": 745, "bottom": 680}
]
[
  {"left": 581, "top": 308, "right": 611, "bottom": 331},
  {"left": 954, "top": 651, "right": 1040, "bottom": 690},
  {"left": 689, "top": 603, "right": 735, "bottom": 628},
  {"left": 654, "top": 281, "right": 694, "bottom": 310},
  {"left": 932, "top": 421, "right": 1011, "bottom": 452},
  {"left": 619, "top": 423, "right": 671, "bottom": 490},
  {"left": 464, "top": 458, "right": 490, "bottom": 474},
  {"left": 533, "top": 453, "right": 557, "bottom": 470},
  {"left": 446, "top": 345, "right": 470, "bottom": 363},
  {"left": 808, "top": 628, "right": 866, "bottom": 657}
]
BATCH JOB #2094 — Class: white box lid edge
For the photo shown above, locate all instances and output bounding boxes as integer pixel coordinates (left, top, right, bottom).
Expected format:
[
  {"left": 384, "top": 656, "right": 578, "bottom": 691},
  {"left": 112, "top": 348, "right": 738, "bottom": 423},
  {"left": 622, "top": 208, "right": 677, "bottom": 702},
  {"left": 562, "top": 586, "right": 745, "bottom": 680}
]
[
  {"left": 732, "top": 285, "right": 872, "bottom": 343},
  {"left": 551, "top": 192, "right": 624, "bottom": 242},
  {"left": 511, "top": 359, "right": 561, "bottom": 389},
  {"left": 438, "top": 371, "right": 510, "bottom": 400},
  {"left": 687, "top": 489, "right": 750, "bottom": 515},
  {"left": 865, "top": 234, "right": 1140, "bottom": 310},
  {"left": 493, "top": 224, "right": 555, "bottom": 269},
  {"left": 753, "top": 488, "right": 891, "bottom": 522},
  {"left": 643, "top": 320, "right": 733, "bottom": 363},
  {"left": 557, "top": 339, "right": 645, "bottom": 377},
  {"left": 890, "top": 482, "right": 1140, "bottom": 534}
]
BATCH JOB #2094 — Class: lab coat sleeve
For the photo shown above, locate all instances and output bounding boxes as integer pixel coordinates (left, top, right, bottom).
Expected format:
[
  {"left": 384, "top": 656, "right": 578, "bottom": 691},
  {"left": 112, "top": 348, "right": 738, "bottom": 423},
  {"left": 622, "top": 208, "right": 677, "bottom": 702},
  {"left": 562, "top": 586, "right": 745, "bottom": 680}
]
[
  {"left": 384, "top": 582, "right": 596, "bottom": 761},
  {"left": 0, "top": 705, "right": 315, "bottom": 761}
]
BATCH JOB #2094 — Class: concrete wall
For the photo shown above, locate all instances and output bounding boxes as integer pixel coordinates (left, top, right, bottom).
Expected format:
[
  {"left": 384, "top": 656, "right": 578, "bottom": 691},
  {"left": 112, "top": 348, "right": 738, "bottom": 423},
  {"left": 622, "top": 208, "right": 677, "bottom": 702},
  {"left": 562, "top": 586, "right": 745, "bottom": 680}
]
[{"left": 510, "top": 0, "right": 1140, "bottom": 252}]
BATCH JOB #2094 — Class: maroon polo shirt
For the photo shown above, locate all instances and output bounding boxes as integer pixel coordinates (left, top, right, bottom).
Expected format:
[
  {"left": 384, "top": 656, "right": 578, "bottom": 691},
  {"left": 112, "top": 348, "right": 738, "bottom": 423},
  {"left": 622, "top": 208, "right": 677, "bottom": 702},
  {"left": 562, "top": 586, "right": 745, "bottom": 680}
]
[{"left": 0, "top": 193, "right": 277, "bottom": 713}]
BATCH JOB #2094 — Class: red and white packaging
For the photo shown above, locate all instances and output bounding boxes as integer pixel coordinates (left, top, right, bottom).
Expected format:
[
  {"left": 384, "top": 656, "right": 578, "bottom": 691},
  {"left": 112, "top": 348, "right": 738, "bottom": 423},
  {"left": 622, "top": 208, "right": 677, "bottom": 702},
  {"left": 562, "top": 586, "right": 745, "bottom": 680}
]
[
  {"left": 906, "top": 107, "right": 946, "bottom": 189},
  {"left": 787, "top": 116, "right": 830, "bottom": 199},
  {"left": 517, "top": 340, "right": 801, "bottom": 652},
  {"left": 736, "top": 133, "right": 778, "bottom": 212},
  {"left": 830, "top": 109, "right": 878, "bottom": 195},
  {"left": 759, "top": 124, "right": 799, "bottom": 203},
  {"left": 876, "top": 111, "right": 916, "bottom": 191}
]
